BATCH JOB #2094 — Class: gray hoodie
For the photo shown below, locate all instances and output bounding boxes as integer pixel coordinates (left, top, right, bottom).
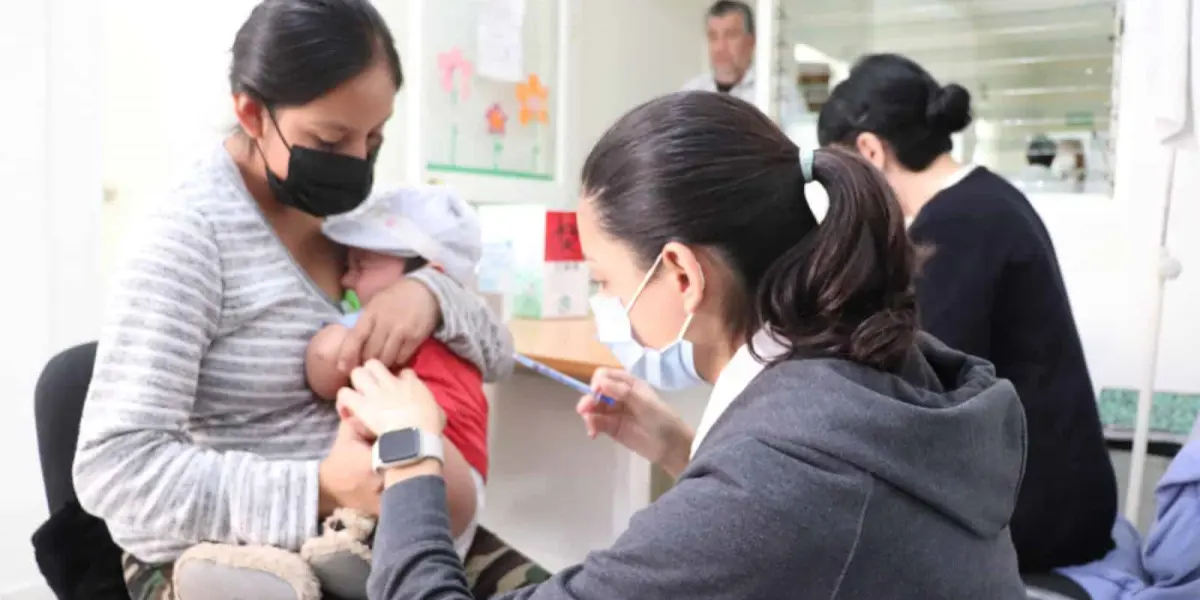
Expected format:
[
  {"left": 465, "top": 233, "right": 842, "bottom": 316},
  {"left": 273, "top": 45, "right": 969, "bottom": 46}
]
[{"left": 369, "top": 334, "right": 1029, "bottom": 599}]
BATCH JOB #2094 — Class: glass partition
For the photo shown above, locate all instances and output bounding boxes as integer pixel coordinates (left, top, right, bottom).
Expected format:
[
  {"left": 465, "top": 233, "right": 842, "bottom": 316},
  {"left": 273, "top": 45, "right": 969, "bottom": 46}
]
[{"left": 776, "top": 0, "right": 1121, "bottom": 196}]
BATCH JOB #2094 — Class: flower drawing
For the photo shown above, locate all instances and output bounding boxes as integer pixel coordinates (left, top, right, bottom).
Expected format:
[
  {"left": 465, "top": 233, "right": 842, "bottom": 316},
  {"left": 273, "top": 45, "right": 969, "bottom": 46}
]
[
  {"left": 437, "top": 47, "right": 474, "bottom": 102},
  {"left": 486, "top": 103, "right": 508, "bottom": 135},
  {"left": 515, "top": 74, "right": 550, "bottom": 125}
]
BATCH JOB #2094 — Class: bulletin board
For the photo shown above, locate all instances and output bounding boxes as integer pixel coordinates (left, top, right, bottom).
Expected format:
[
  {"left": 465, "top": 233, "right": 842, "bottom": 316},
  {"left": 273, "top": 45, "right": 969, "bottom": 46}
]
[{"left": 422, "top": 0, "right": 559, "bottom": 182}]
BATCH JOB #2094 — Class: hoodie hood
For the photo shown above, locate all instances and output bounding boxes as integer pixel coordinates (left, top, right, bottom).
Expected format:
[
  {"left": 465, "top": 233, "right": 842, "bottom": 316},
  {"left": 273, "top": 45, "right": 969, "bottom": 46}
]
[{"left": 699, "top": 333, "right": 1027, "bottom": 538}]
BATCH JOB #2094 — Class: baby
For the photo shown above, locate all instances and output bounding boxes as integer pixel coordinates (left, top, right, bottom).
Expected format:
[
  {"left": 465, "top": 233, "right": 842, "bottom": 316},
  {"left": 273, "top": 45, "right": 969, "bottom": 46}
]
[{"left": 308, "top": 184, "right": 489, "bottom": 563}]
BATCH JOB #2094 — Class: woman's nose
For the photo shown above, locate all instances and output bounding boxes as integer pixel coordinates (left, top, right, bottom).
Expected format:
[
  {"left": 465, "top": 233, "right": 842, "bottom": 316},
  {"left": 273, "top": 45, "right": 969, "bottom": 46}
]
[{"left": 344, "top": 141, "right": 371, "bottom": 161}]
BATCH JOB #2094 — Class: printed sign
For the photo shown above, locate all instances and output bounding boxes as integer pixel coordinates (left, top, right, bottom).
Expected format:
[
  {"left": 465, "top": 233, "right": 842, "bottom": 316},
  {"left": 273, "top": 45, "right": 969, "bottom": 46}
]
[{"left": 544, "top": 210, "right": 583, "bottom": 262}]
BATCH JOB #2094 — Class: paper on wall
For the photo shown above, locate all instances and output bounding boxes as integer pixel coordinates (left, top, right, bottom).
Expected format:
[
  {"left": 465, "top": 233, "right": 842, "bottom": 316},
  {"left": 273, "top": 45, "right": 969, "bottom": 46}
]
[
  {"left": 477, "top": 239, "right": 515, "bottom": 293},
  {"left": 542, "top": 261, "right": 589, "bottom": 318},
  {"left": 476, "top": 0, "right": 526, "bottom": 83}
]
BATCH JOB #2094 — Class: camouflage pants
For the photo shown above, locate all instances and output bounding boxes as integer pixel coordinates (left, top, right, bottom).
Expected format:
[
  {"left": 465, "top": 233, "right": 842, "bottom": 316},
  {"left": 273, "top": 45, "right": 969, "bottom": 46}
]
[
  {"left": 122, "top": 553, "right": 172, "bottom": 600},
  {"left": 122, "top": 527, "right": 550, "bottom": 600},
  {"left": 463, "top": 527, "right": 552, "bottom": 597}
]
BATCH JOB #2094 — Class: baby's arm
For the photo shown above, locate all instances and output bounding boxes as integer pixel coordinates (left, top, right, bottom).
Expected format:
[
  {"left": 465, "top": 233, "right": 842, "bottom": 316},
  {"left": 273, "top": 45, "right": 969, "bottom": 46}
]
[
  {"left": 307, "top": 324, "right": 352, "bottom": 401},
  {"left": 406, "top": 267, "right": 514, "bottom": 381},
  {"left": 315, "top": 328, "right": 478, "bottom": 536}
]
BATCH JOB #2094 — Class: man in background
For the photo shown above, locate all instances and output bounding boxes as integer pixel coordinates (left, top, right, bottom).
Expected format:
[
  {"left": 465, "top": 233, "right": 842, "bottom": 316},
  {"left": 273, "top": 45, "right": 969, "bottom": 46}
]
[
  {"left": 682, "top": 1, "right": 806, "bottom": 126},
  {"left": 1013, "top": 134, "right": 1075, "bottom": 193}
]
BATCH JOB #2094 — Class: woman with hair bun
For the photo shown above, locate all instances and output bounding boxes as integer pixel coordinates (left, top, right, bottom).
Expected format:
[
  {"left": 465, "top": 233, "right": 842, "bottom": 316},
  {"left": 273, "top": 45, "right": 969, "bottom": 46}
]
[
  {"left": 819, "top": 53, "right": 1118, "bottom": 575},
  {"left": 335, "top": 90, "right": 1028, "bottom": 599}
]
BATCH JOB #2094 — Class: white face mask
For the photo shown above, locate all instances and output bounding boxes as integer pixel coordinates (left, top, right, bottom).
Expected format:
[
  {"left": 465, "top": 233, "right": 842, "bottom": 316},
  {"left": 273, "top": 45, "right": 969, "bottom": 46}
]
[{"left": 589, "top": 253, "right": 705, "bottom": 391}]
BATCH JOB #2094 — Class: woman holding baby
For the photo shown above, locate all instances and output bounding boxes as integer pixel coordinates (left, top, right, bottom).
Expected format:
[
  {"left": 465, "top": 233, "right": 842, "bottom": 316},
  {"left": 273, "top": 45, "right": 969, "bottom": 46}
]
[{"left": 73, "top": 1, "right": 509, "bottom": 598}]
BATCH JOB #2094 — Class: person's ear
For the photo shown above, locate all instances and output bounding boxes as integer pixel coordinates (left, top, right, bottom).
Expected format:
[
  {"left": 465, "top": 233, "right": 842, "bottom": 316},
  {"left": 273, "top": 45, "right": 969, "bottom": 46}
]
[
  {"left": 855, "top": 132, "right": 889, "bottom": 171},
  {"left": 660, "top": 241, "right": 706, "bottom": 315},
  {"left": 233, "top": 93, "right": 267, "bottom": 140}
]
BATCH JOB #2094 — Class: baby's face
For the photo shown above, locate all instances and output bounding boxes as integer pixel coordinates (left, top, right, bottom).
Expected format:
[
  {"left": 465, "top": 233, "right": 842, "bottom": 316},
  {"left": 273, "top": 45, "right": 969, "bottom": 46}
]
[{"left": 342, "top": 248, "right": 409, "bottom": 305}]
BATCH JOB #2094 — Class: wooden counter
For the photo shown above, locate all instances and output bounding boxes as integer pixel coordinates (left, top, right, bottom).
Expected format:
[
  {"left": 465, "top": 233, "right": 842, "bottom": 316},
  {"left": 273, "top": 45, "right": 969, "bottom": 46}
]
[{"left": 508, "top": 318, "right": 619, "bottom": 381}]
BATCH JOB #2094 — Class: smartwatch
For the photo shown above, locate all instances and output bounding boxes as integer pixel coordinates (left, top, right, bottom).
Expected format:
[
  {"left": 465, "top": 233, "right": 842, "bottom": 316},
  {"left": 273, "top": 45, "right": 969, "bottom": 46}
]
[{"left": 371, "top": 427, "right": 444, "bottom": 473}]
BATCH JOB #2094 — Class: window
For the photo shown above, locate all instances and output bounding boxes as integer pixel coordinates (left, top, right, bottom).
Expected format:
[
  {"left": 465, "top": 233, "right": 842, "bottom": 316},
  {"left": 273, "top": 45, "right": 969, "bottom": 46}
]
[{"left": 777, "top": 0, "right": 1120, "bottom": 196}]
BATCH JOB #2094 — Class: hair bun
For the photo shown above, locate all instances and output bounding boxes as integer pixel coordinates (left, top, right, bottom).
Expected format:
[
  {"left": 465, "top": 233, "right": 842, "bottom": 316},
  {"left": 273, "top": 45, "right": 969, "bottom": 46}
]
[{"left": 925, "top": 83, "right": 972, "bottom": 134}]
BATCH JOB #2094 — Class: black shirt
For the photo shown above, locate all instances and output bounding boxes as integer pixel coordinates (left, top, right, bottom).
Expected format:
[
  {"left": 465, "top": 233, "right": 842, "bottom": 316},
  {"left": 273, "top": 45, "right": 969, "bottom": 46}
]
[{"left": 909, "top": 166, "right": 1118, "bottom": 573}]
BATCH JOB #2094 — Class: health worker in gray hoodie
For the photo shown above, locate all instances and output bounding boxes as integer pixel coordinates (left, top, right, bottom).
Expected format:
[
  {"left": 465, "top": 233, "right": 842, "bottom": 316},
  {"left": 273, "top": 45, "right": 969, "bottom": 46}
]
[{"left": 338, "top": 91, "right": 1030, "bottom": 600}]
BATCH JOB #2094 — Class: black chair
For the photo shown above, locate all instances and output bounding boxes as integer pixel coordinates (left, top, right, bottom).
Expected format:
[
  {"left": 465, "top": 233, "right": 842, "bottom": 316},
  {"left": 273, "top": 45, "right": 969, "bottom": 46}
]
[
  {"left": 31, "top": 341, "right": 131, "bottom": 600},
  {"left": 1023, "top": 571, "right": 1092, "bottom": 599}
]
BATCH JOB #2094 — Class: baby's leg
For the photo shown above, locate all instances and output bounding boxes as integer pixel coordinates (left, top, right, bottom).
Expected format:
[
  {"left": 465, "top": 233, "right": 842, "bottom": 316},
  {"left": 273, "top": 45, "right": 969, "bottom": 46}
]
[
  {"left": 454, "top": 468, "right": 487, "bottom": 560},
  {"left": 442, "top": 439, "right": 481, "bottom": 557},
  {"left": 307, "top": 324, "right": 350, "bottom": 401}
]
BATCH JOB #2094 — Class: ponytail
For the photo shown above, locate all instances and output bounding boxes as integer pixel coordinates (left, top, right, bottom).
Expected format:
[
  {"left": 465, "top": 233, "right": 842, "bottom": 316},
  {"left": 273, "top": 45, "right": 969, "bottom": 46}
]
[{"left": 754, "top": 145, "right": 919, "bottom": 372}]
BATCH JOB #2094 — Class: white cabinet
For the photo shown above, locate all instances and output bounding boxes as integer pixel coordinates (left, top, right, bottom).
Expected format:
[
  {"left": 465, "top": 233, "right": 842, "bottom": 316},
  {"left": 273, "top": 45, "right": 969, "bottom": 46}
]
[{"left": 484, "top": 372, "right": 710, "bottom": 570}]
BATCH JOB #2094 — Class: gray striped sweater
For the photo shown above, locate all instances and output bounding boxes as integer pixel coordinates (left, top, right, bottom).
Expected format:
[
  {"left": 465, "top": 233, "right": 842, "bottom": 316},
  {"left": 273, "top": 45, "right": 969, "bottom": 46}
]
[{"left": 73, "top": 145, "right": 513, "bottom": 563}]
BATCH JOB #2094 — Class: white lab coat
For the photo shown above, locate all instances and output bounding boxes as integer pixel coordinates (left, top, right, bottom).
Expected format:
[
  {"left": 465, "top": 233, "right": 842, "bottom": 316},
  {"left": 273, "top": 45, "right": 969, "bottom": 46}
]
[
  {"left": 682, "top": 67, "right": 807, "bottom": 128},
  {"left": 1012, "top": 164, "right": 1077, "bottom": 194},
  {"left": 1148, "top": 0, "right": 1198, "bottom": 143}
]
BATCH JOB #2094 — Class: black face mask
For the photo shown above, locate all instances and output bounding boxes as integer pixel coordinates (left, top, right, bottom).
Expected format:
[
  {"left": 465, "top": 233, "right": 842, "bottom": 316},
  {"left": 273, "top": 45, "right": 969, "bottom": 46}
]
[
  {"left": 260, "top": 112, "right": 378, "bottom": 217},
  {"left": 266, "top": 145, "right": 377, "bottom": 218}
]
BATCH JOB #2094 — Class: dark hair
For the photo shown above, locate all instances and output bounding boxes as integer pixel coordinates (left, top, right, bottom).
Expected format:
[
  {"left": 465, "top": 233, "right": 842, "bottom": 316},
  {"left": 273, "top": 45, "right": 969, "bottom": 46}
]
[
  {"left": 707, "top": 1, "right": 755, "bottom": 36},
  {"left": 230, "top": 0, "right": 403, "bottom": 110},
  {"left": 582, "top": 91, "right": 919, "bottom": 372},
  {"left": 1026, "top": 135, "right": 1057, "bottom": 167},
  {"left": 817, "top": 53, "right": 971, "bottom": 172}
]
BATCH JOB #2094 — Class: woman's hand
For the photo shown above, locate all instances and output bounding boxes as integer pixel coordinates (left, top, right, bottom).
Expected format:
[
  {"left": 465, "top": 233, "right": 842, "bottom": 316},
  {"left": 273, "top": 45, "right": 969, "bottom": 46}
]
[
  {"left": 576, "top": 368, "right": 695, "bottom": 478},
  {"left": 336, "top": 278, "right": 441, "bottom": 373},
  {"left": 318, "top": 421, "right": 383, "bottom": 518},
  {"left": 336, "top": 360, "right": 446, "bottom": 438}
]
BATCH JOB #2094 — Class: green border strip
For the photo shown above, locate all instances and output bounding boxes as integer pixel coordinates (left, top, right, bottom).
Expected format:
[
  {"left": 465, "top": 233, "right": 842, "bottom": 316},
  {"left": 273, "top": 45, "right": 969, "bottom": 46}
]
[
  {"left": 1098, "top": 387, "right": 1200, "bottom": 442},
  {"left": 427, "top": 163, "right": 553, "bottom": 181}
]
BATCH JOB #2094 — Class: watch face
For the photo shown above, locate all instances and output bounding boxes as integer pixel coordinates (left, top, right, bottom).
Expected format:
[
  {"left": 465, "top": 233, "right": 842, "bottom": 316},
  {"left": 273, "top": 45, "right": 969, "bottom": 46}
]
[{"left": 378, "top": 428, "right": 421, "bottom": 463}]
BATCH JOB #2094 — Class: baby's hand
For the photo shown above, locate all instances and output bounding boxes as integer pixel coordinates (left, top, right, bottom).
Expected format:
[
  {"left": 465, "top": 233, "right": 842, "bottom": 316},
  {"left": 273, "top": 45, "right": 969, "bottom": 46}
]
[
  {"left": 311, "top": 324, "right": 349, "bottom": 362},
  {"left": 308, "top": 324, "right": 352, "bottom": 401}
]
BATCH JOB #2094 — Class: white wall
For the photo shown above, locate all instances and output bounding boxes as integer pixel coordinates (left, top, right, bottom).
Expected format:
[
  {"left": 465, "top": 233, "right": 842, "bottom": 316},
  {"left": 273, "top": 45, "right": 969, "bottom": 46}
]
[
  {"left": 570, "top": 0, "right": 709, "bottom": 185},
  {"left": 0, "top": 0, "right": 101, "bottom": 596},
  {"left": 101, "top": 0, "right": 259, "bottom": 281}
]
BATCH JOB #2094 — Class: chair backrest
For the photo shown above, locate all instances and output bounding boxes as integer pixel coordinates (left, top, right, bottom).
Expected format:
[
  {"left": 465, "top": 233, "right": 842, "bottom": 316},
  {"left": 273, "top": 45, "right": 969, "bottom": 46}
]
[
  {"left": 1022, "top": 571, "right": 1091, "bottom": 600},
  {"left": 32, "top": 341, "right": 132, "bottom": 600},
  {"left": 35, "top": 341, "right": 98, "bottom": 513}
]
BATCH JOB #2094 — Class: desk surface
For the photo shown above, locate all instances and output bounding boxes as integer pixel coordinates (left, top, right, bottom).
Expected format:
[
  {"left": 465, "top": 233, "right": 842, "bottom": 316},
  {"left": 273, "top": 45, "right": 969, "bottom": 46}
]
[{"left": 508, "top": 318, "right": 619, "bottom": 382}]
